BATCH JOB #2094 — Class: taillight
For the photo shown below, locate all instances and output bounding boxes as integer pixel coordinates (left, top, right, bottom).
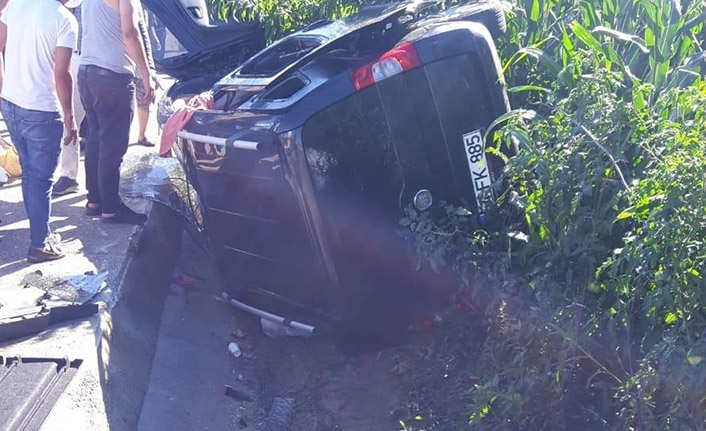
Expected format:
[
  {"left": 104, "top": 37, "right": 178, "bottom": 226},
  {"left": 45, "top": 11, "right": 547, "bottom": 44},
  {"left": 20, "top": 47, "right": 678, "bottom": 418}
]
[{"left": 350, "top": 42, "right": 421, "bottom": 91}]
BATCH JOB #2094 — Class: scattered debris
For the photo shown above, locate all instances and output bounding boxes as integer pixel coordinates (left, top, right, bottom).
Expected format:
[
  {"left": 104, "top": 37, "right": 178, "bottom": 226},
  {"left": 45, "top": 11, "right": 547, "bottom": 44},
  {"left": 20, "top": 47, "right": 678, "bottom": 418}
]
[
  {"left": 20, "top": 270, "right": 108, "bottom": 305},
  {"left": 0, "top": 356, "right": 82, "bottom": 430},
  {"left": 171, "top": 272, "right": 197, "bottom": 288},
  {"left": 0, "top": 284, "right": 99, "bottom": 342},
  {"left": 260, "top": 318, "right": 312, "bottom": 339},
  {"left": 231, "top": 329, "right": 247, "bottom": 341},
  {"left": 228, "top": 342, "right": 242, "bottom": 358},
  {"left": 119, "top": 153, "right": 206, "bottom": 243},
  {"left": 225, "top": 383, "right": 256, "bottom": 402},
  {"left": 265, "top": 398, "right": 295, "bottom": 431}
]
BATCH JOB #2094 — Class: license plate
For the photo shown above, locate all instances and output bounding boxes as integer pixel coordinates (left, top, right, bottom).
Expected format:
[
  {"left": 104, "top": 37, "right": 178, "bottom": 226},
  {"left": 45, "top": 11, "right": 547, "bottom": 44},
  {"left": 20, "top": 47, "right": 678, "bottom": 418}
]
[{"left": 462, "top": 129, "right": 493, "bottom": 214}]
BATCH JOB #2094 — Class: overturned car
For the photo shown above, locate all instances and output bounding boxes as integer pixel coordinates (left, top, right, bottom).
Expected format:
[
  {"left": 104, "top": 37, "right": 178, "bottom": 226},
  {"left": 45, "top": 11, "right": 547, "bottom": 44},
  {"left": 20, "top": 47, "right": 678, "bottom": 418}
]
[{"left": 152, "top": 0, "right": 516, "bottom": 334}]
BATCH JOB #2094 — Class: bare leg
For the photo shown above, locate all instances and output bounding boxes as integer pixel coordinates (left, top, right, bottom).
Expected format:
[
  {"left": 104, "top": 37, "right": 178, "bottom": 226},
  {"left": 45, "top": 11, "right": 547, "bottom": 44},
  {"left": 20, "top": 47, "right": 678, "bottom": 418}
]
[{"left": 137, "top": 106, "right": 149, "bottom": 141}]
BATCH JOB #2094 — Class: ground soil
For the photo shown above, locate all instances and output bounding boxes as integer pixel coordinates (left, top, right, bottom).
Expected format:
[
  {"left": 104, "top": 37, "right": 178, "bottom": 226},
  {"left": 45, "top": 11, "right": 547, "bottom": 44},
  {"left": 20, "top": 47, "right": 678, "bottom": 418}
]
[{"left": 167, "top": 235, "right": 486, "bottom": 431}]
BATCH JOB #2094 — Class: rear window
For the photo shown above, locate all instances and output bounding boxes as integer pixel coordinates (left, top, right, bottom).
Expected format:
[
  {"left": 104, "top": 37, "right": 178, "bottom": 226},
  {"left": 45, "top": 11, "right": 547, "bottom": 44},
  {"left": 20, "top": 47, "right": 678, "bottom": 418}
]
[
  {"left": 302, "top": 88, "right": 402, "bottom": 221},
  {"left": 238, "top": 37, "right": 323, "bottom": 77}
]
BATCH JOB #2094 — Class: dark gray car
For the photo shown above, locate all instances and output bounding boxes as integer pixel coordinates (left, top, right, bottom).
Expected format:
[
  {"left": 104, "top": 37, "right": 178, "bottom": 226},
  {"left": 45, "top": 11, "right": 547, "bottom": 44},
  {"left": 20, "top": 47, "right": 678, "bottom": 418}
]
[{"left": 152, "top": 1, "right": 515, "bottom": 335}]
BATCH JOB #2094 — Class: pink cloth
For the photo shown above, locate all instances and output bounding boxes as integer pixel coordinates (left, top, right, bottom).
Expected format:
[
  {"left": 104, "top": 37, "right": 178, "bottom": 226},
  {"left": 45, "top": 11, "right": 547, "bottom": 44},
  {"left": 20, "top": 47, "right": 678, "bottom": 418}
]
[{"left": 159, "top": 92, "right": 215, "bottom": 157}]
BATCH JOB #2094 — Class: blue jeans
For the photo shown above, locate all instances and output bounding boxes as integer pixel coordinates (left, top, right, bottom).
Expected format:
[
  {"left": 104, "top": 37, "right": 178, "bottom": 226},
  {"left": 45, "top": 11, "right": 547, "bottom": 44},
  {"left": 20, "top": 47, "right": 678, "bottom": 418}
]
[{"left": 1, "top": 99, "right": 62, "bottom": 248}]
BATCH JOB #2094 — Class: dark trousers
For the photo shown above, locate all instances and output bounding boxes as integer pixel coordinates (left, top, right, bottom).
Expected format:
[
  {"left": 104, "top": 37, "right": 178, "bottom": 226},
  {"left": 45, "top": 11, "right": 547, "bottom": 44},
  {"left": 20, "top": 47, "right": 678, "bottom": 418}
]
[{"left": 78, "top": 65, "right": 134, "bottom": 214}]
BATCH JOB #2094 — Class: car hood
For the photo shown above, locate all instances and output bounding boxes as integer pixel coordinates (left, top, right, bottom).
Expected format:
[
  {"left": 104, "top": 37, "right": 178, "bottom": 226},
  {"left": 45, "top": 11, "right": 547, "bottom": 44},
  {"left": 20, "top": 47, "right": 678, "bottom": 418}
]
[{"left": 142, "top": 0, "right": 265, "bottom": 78}]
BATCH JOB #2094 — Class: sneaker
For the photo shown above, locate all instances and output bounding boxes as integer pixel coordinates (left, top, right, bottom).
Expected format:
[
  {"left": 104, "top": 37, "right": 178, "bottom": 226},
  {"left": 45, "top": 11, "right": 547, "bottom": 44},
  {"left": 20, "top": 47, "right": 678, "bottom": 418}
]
[
  {"left": 102, "top": 203, "right": 147, "bottom": 225},
  {"left": 136, "top": 138, "right": 156, "bottom": 147},
  {"left": 28, "top": 243, "right": 65, "bottom": 263},
  {"left": 52, "top": 177, "right": 79, "bottom": 196},
  {"left": 86, "top": 204, "right": 101, "bottom": 216}
]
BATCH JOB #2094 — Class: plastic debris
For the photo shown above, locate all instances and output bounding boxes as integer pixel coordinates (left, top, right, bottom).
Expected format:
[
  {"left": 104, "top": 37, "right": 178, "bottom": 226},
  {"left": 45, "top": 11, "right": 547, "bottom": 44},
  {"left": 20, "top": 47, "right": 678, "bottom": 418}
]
[
  {"left": 228, "top": 342, "right": 242, "bottom": 358},
  {"left": 260, "top": 318, "right": 312, "bottom": 338},
  {"left": 265, "top": 398, "right": 295, "bottom": 431},
  {"left": 171, "top": 272, "right": 197, "bottom": 289},
  {"left": 119, "top": 153, "right": 206, "bottom": 244},
  {"left": 20, "top": 271, "right": 108, "bottom": 305},
  {"left": 231, "top": 329, "right": 247, "bottom": 341}
]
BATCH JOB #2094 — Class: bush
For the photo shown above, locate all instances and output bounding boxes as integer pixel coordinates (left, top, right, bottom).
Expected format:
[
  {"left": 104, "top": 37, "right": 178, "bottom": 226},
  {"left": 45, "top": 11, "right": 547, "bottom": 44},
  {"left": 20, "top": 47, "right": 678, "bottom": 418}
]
[
  {"left": 206, "top": 0, "right": 706, "bottom": 427},
  {"left": 209, "top": 0, "right": 369, "bottom": 42},
  {"left": 401, "top": 0, "right": 706, "bottom": 429}
]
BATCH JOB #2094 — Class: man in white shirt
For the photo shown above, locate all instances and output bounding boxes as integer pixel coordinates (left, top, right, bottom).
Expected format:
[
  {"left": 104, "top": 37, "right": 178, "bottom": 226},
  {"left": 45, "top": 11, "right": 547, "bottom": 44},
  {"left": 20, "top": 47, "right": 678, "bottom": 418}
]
[{"left": 0, "top": 0, "right": 78, "bottom": 263}]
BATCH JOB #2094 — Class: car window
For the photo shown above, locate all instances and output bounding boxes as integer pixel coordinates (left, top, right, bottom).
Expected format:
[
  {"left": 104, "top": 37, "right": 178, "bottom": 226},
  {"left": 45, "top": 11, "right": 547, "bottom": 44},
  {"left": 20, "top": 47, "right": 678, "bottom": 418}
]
[
  {"left": 302, "top": 88, "right": 402, "bottom": 221},
  {"left": 238, "top": 37, "right": 323, "bottom": 77},
  {"left": 145, "top": 9, "right": 189, "bottom": 61}
]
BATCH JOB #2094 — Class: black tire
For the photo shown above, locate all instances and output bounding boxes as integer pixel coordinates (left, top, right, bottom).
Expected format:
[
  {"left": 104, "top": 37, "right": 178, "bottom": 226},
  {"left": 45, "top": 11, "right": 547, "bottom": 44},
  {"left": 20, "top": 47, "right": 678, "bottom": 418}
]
[
  {"left": 446, "top": 2, "right": 506, "bottom": 39},
  {"left": 265, "top": 398, "right": 295, "bottom": 431},
  {"left": 413, "top": 1, "right": 507, "bottom": 40}
]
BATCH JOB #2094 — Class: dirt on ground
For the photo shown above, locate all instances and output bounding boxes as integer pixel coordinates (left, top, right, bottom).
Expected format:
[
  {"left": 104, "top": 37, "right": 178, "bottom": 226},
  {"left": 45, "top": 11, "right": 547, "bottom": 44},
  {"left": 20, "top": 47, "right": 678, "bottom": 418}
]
[{"left": 171, "top": 235, "right": 485, "bottom": 431}]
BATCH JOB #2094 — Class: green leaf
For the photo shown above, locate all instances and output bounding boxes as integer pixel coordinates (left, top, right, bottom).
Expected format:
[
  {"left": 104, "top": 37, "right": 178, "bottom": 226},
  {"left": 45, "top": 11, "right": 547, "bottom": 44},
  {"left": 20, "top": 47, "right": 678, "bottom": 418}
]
[
  {"left": 530, "top": 0, "right": 541, "bottom": 22},
  {"left": 592, "top": 26, "right": 650, "bottom": 54},
  {"left": 507, "top": 85, "right": 552, "bottom": 94},
  {"left": 644, "top": 26, "right": 656, "bottom": 47},
  {"left": 570, "top": 21, "right": 603, "bottom": 52},
  {"left": 665, "top": 312, "right": 678, "bottom": 324},
  {"left": 482, "top": 109, "right": 537, "bottom": 144},
  {"left": 518, "top": 47, "right": 563, "bottom": 77},
  {"left": 616, "top": 211, "right": 635, "bottom": 220}
]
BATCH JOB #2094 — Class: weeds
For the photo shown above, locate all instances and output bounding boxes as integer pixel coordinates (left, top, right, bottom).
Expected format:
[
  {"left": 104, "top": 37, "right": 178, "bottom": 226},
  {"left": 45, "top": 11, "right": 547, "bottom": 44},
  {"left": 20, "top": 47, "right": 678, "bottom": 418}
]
[
  {"left": 406, "top": 0, "right": 706, "bottom": 429},
  {"left": 206, "top": 0, "right": 706, "bottom": 427}
]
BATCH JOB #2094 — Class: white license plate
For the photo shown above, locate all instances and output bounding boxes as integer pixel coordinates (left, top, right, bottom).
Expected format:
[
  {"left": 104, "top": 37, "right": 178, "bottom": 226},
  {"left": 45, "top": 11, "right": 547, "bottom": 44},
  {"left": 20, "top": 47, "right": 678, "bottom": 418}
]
[{"left": 462, "top": 129, "right": 493, "bottom": 214}]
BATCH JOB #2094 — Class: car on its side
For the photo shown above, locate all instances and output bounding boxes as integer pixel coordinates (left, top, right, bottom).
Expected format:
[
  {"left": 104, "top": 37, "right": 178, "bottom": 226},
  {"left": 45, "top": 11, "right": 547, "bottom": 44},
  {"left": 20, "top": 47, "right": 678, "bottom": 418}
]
[{"left": 149, "top": 0, "right": 516, "bottom": 335}]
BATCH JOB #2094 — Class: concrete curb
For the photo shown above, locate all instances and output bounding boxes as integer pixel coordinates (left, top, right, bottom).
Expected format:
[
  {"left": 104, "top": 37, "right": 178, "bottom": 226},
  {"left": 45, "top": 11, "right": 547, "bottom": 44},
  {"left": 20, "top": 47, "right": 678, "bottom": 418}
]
[
  {"left": 37, "top": 202, "right": 183, "bottom": 431},
  {"left": 99, "top": 202, "right": 183, "bottom": 431}
]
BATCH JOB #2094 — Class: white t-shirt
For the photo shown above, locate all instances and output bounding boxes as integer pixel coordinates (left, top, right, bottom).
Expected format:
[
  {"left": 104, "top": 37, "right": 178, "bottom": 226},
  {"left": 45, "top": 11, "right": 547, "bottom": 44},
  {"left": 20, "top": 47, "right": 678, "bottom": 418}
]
[{"left": 0, "top": 0, "right": 78, "bottom": 112}]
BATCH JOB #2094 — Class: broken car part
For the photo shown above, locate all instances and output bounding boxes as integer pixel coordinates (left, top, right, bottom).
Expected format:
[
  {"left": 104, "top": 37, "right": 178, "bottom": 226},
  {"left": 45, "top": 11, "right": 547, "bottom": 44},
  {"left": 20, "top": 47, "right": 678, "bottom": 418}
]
[{"left": 0, "top": 356, "right": 82, "bottom": 431}]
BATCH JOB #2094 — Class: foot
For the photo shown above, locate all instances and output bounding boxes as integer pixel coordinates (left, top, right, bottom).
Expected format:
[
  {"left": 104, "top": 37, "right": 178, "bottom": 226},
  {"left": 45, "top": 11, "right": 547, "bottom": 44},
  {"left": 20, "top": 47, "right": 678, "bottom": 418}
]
[
  {"left": 52, "top": 177, "right": 79, "bottom": 196},
  {"left": 86, "top": 203, "right": 101, "bottom": 216},
  {"left": 28, "top": 243, "right": 65, "bottom": 263},
  {"left": 136, "top": 138, "right": 156, "bottom": 147},
  {"left": 102, "top": 203, "right": 147, "bottom": 225}
]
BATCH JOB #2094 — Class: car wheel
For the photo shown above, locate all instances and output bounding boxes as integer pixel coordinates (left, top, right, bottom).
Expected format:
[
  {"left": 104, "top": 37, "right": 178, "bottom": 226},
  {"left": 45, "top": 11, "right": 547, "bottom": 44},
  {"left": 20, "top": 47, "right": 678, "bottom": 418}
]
[{"left": 451, "top": 2, "right": 507, "bottom": 40}]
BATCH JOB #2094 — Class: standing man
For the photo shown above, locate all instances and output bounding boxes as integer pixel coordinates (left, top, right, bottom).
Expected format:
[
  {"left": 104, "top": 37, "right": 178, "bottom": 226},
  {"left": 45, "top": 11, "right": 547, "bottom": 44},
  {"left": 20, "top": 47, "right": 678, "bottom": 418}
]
[
  {"left": 79, "top": 0, "right": 155, "bottom": 224},
  {"left": 53, "top": 4, "right": 85, "bottom": 196},
  {"left": 0, "top": 0, "right": 78, "bottom": 262}
]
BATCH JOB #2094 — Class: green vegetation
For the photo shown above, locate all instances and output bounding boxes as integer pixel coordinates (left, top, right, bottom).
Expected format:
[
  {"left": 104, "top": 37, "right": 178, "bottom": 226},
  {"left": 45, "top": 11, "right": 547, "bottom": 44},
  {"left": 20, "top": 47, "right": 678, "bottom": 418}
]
[
  {"left": 403, "top": 0, "right": 706, "bottom": 429},
  {"left": 209, "top": 0, "right": 706, "bottom": 428},
  {"left": 210, "top": 0, "right": 364, "bottom": 41}
]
